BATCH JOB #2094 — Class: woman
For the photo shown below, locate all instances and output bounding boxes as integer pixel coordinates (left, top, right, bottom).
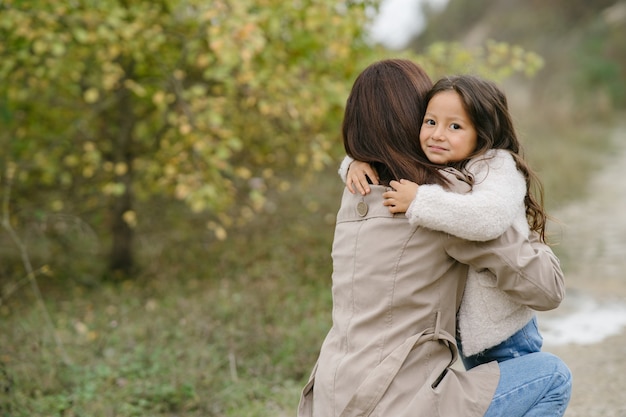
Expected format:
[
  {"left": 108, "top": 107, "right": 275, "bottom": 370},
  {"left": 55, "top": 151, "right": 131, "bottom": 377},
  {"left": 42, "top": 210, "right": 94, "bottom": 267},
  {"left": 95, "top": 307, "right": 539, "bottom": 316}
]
[
  {"left": 343, "top": 74, "right": 548, "bottom": 368},
  {"left": 298, "top": 59, "right": 571, "bottom": 417}
]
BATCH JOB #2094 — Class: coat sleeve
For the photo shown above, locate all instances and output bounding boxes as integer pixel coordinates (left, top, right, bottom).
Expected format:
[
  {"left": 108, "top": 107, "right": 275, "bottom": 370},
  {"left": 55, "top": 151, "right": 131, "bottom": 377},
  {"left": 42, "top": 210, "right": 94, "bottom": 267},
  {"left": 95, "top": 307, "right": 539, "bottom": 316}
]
[
  {"left": 406, "top": 150, "right": 526, "bottom": 241},
  {"left": 338, "top": 155, "right": 355, "bottom": 184},
  {"left": 443, "top": 227, "right": 565, "bottom": 311}
]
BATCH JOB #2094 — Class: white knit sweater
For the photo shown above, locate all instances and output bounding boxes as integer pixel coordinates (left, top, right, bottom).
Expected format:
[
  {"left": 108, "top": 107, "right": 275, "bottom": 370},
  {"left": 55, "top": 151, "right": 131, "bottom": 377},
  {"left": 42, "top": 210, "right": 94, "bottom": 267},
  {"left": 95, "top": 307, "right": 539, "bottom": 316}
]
[{"left": 338, "top": 149, "right": 535, "bottom": 356}]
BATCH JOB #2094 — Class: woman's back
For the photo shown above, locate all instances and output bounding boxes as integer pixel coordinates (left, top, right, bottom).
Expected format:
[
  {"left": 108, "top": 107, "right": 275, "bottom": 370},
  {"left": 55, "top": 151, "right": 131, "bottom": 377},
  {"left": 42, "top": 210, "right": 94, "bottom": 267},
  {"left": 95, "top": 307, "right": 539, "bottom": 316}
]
[{"left": 310, "top": 186, "right": 498, "bottom": 417}]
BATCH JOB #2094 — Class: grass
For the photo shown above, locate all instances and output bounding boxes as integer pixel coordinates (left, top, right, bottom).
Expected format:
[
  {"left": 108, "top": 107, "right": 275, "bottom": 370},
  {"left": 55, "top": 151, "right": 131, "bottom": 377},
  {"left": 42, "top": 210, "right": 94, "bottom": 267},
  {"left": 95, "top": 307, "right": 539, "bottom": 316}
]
[
  {"left": 0, "top": 109, "right": 617, "bottom": 416},
  {"left": 0, "top": 172, "right": 341, "bottom": 417},
  {"left": 520, "top": 115, "right": 616, "bottom": 211}
]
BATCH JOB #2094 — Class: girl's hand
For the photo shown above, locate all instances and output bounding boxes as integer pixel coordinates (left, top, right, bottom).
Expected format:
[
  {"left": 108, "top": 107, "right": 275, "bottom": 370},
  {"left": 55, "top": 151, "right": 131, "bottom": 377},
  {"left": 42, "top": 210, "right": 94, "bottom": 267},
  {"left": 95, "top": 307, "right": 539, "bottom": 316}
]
[
  {"left": 383, "top": 179, "right": 419, "bottom": 214},
  {"left": 346, "top": 160, "right": 379, "bottom": 195}
]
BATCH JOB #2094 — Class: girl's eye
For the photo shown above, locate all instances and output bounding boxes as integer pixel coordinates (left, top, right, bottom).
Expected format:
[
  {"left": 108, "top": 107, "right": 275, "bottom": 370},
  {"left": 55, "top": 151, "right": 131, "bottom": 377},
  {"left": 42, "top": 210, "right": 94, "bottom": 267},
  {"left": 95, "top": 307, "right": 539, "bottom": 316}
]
[
  {"left": 450, "top": 123, "right": 461, "bottom": 130},
  {"left": 424, "top": 119, "right": 435, "bottom": 126}
]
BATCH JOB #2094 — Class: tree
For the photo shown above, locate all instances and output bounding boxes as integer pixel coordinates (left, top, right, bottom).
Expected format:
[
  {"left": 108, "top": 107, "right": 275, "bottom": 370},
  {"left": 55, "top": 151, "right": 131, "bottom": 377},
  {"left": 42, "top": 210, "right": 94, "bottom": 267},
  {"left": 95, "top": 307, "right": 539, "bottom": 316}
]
[
  {"left": 0, "top": 0, "right": 543, "bottom": 278},
  {"left": 0, "top": 0, "right": 377, "bottom": 276}
]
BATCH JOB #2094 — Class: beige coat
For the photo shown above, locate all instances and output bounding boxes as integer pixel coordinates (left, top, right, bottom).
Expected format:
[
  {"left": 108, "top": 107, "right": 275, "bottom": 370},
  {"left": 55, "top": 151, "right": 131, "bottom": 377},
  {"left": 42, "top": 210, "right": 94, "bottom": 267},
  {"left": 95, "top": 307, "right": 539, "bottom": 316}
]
[
  {"left": 407, "top": 150, "right": 535, "bottom": 356},
  {"left": 298, "top": 185, "right": 565, "bottom": 417}
]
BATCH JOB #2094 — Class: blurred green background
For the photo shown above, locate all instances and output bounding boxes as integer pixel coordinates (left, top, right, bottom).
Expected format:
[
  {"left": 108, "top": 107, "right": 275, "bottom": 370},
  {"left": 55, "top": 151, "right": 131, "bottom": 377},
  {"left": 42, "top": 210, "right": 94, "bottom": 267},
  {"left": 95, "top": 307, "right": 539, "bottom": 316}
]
[{"left": 0, "top": 0, "right": 624, "bottom": 415}]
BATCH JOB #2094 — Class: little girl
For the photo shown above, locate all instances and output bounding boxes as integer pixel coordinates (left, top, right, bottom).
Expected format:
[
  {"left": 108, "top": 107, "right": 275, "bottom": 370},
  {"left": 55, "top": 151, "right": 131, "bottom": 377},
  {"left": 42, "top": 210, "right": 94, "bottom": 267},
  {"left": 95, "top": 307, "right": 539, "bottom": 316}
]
[{"left": 340, "top": 74, "right": 549, "bottom": 369}]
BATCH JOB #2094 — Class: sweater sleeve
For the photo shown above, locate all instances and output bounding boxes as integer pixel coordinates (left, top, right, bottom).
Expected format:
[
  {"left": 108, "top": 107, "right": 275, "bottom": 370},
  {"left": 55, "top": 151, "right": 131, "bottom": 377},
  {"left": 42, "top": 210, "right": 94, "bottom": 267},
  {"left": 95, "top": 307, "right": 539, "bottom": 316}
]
[
  {"left": 338, "top": 155, "right": 355, "bottom": 184},
  {"left": 406, "top": 150, "right": 526, "bottom": 241}
]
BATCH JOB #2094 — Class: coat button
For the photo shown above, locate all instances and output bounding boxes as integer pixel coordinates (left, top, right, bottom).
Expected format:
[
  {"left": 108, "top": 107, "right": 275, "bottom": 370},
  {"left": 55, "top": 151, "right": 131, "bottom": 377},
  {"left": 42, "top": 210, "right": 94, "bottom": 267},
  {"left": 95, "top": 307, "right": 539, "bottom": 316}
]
[{"left": 357, "top": 200, "right": 368, "bottom": 217}]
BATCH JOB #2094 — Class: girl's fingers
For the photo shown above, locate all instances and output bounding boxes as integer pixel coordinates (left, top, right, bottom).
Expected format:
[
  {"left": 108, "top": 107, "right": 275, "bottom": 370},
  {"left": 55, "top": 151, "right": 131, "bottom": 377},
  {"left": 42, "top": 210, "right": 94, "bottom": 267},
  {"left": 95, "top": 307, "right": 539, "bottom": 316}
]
[{"left": 346, "top": 180, "right": 356, "bottom": 194}]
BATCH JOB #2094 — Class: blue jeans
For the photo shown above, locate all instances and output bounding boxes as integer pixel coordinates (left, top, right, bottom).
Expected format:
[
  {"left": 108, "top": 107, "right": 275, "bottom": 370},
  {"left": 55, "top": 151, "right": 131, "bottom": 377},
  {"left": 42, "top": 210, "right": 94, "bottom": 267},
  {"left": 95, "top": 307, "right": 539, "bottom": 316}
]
[
  {"left": 458, "top": 316, "right": 543, "bottom": 370},
  {"left": 484, "top": 352, "right": 572, "bottom": 417}
]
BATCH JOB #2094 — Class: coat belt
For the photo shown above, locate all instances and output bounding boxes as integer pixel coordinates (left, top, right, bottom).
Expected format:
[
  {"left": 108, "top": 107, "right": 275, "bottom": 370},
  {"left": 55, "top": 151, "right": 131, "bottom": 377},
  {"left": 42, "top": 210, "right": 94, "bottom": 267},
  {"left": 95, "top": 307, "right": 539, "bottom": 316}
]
[{"left": 339, "top": 311, "right": 457, "bottom": 417}]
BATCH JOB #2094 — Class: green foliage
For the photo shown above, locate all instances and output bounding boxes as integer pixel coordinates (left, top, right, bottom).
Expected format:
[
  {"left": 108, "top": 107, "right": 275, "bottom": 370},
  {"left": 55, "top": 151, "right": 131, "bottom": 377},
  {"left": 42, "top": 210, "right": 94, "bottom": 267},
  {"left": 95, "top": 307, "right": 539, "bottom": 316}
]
[
  {"left": 0, "top": 0, "right": 374, "bottom": 226},
  {"left": 416, "top": 0, "right": 626, "bottom": 114},
  {"left": 573, "top": 19, "right": 626, "bottom": 108},
  {"left": 412, "top": 40, "right": 544, "bottom": 81},
  {"left": 0, "top": 0, "right": 378, "bottom": 275},
  {"left": 0, "top": 173, "right": 340, "bottom": 416},
  {"left": 0, "top": 0, "right": 548, "bottom": 276}
]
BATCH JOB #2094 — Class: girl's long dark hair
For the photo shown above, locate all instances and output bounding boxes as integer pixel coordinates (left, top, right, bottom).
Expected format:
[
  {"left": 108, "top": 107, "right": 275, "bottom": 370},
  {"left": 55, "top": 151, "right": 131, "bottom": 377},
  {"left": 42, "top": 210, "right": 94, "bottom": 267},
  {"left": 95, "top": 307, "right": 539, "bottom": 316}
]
[
  {"left": 342, "top": 59, "right": 448, "bottom": 187},
  {"left": 427, "top": 75, "right": 548, "bottom": 241}
]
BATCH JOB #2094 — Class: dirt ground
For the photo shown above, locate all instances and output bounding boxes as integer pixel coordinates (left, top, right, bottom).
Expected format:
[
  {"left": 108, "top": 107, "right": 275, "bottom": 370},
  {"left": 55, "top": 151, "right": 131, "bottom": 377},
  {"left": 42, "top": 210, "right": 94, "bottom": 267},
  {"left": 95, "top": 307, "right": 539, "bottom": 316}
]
[{"left": 536, "top": 119, "right": 626, "bottom": 417}]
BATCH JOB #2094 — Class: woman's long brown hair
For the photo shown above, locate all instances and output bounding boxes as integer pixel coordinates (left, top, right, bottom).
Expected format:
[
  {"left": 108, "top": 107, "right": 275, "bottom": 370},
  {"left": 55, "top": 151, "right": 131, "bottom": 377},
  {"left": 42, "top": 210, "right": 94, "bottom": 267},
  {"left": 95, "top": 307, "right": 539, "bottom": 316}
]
[{"left": 342, "top": 59, "right": 448, "bottom": 187}]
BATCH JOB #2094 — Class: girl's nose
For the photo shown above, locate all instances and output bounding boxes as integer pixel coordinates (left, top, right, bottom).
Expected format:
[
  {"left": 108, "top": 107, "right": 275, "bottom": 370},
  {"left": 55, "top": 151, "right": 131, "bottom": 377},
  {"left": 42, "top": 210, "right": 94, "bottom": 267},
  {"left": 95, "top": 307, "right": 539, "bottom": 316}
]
[{"left": 432, "top": 127, "right": 445, "bottom": 141}]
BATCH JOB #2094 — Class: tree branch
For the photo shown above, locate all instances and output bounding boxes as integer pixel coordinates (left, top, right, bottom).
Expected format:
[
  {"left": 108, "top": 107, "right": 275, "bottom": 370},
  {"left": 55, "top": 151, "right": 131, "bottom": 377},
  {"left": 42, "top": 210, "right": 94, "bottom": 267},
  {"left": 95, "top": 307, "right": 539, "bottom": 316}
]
[{"left": 1, "top": 162, "right": 72, "bottom": 365}]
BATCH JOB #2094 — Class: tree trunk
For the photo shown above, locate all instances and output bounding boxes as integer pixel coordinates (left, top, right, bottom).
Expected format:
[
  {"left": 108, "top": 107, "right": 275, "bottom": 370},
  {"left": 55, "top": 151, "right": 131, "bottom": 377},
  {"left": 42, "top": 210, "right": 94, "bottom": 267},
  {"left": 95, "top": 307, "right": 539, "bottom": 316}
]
[
  {"left": 109, "top": 170, "right": 134, "bottom": 276},
  {"left": 107, "top": 72, "right": 136, "bottom": 278}
]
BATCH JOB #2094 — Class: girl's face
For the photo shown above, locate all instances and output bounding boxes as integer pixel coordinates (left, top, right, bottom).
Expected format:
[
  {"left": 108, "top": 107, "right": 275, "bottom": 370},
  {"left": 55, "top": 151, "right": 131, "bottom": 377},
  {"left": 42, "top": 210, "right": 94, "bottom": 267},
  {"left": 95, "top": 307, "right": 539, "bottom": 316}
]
[{"left": 419, "top": 90, "right": 477, "bottom": 165}]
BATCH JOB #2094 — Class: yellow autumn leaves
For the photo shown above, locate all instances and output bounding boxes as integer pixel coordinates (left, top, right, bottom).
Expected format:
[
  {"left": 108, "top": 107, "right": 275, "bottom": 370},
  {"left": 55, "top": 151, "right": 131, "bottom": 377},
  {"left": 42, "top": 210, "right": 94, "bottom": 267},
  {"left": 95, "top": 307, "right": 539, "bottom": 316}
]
[{"left": 1, "top": 0, "right": 543, "bottom": 248}]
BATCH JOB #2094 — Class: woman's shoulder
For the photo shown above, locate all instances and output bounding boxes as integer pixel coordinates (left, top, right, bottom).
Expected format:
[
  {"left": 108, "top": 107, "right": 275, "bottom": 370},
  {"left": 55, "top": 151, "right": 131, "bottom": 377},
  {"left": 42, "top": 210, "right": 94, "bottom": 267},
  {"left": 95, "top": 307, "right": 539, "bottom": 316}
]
[{"left": 439, "top": 167, "right": 472, "bottom": 193}]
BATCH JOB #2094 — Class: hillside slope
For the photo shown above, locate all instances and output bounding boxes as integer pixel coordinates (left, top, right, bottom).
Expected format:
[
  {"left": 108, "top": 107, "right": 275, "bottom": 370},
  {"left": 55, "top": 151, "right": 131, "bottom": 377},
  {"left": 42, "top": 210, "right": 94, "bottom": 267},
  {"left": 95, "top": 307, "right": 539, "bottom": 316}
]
[{"left": 413, "top": 0, "right": 626, "bottom": 112}]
